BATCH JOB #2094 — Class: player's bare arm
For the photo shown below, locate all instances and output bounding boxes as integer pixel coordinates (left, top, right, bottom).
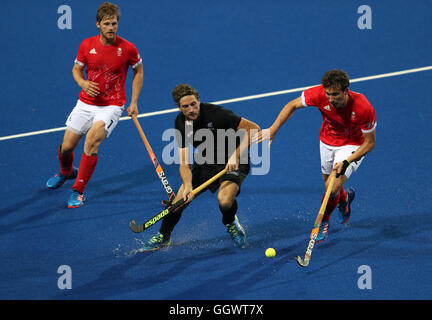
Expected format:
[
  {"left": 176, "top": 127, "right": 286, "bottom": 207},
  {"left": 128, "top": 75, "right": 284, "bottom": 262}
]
[
  {"left": 178, "top": 146, "right": 194, "bottom": 203},
  {"left": 127, "top": 63, "right": 143, "bottom": 116},
  {"left": 334, "top": 129, "right": 376, "bottom": 176},
  {"left": 252, "top": 96, "right": 304, "bottom": 146},
  {"left": 72, "top": 63, "right": 100, "bottom": 97},
  {"left": 226, "top": 118, "right": 260, "bottom": 172}
]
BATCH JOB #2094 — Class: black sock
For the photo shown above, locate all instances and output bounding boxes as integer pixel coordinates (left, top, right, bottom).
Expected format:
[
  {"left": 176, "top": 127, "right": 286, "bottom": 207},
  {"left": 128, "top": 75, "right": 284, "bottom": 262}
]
[
  {"left": 159, "top": 205, "right": 186, "bottom": 239},
  {"left": 220, "top": 200, "right": 238, "bottom": 225}
]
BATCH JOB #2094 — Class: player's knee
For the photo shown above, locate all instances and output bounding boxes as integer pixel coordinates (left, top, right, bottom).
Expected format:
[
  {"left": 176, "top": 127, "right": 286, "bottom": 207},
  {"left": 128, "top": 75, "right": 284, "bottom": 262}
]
[
  {"left": 217, "top": 193, "right": 235, "bottom": 209},
  {"left": 328, "top": 184, "right": 340, "bottom": 197},
  {"left": 84, "top": 137, "right": 99, "bottom": 152},
  {"left": 84, "top": 139, "right": 102, "bottom": 155},
  {"left": 217, "top": 183, "right": 239, "bottom": 205},
  {"left": 218, "top": 197, "right": 237, "bottom": 212},
  {"left": 84, "top": 126, "right": 106, "bottom": 154},
  {"left": 330, "top": 190, "right": 340, "bottom": 199}
]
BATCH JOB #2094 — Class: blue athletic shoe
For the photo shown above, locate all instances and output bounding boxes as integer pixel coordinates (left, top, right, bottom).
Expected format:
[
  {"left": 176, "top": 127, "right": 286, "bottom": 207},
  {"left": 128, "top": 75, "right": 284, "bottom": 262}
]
[
  {"left": 68, "top": 189, "right": 85, "bottom": 208},
  {"left": 46, "top": 167, "right": 78, "bottom": 189},
  {"left": 226, "top": 215, "right": 246, "bottom": 248},
  {"left": 338, "top": 187, "right": 355, "bottom": 224},
  {"left": 316, "top": 221, "right": 329, "bottom": 243},
  {"left": 140, "top": 232, "right": 172, "bottom": 252}
]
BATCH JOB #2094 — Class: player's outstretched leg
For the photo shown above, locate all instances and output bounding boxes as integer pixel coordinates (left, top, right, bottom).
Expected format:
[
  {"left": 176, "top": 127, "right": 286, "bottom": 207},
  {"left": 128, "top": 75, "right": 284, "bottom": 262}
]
[
  {"left": 316, "top": 221, "right": 330, "bottom": 243},
  {"left": 140, "top": 232, "right": 172, "bottom": 252},
  {"left": 225, "top": 215, "right": 246, "bottom": 248},
  {"left": 218, "top": 181, "right": 246, "bottom": 248},
  {"left": 140, "top": 192, "right": 186, "bottom": 252},
  {"left": 46, "top": 167, "right": 78, "bottom": 189},
  {"left": 67, "top": 153, "right": 98, "bottom": 208},
  {"left": 338, "top": 187, "right": 355, "bottom": 224},
  {"left": 47, "top": 144, "right": 79, "bottom": 189},
  {"left": 316, "top": 190, "right": 340, "bottom": 243},
  {"left": 68, "top": 189, "right": 85, "bottom": 208}
]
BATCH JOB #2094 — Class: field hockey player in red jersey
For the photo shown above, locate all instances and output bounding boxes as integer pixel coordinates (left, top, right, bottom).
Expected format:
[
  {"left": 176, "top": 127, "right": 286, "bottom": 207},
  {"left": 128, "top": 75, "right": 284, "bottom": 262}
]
[
  {"left": 46, "top": 2, "right": 143, "bottom": 208},
  {"left": 254, "top": 70, "right": 377, "bottom": 242}
]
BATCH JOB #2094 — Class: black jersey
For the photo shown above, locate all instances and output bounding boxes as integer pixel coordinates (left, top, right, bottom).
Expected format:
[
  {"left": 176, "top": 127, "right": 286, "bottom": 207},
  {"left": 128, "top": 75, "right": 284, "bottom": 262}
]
[{"left": 175, "top": 103, "right": 245, "bottom": 165}]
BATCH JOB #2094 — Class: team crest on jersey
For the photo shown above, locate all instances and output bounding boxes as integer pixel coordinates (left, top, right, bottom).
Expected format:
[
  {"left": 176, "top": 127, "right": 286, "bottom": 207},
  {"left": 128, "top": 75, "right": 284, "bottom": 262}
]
[
  {"left": 207, "top": 122, "right": 215, "bottom": 131},
  {"left": 89, "top": 48, "right": 97, "bottom": 54},
  {"left": 117, "top": 47, "right": 122, "bottom": 56}
]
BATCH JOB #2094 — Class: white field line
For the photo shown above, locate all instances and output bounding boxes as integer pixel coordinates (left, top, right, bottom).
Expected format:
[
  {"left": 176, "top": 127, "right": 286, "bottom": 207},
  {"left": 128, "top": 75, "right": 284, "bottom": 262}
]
[{"left": 1, "top": 65, "right": 431, "bottom": 142}]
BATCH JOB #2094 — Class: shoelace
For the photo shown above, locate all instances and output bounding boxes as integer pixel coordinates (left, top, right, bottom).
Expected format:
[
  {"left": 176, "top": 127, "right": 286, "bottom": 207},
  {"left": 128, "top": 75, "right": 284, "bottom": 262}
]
[
  {"left": 227, "top": 224, "right": 239, "bottom": 237},
  {"left": 321, "top": 223, "right": 329, "bottom": 233},
  {"left": 71, "top": 191, "right": 84, "bottom": 201},
  {"left": 148, "top": 235, "right": 163, "bottom": 244}
]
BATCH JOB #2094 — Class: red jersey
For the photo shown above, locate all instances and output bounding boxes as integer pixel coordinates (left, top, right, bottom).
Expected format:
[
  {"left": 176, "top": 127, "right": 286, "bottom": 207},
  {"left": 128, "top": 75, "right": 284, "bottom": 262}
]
[
  {"left": 75, "top": 35, "right": 142, "bottom": 106},
  {"left": 301, "top": 85, "right": 377, "bottom": 146}
]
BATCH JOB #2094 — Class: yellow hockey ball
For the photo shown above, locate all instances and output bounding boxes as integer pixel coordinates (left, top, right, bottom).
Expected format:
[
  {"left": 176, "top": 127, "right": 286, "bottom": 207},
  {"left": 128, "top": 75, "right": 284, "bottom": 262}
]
[{"left": 265, "top": 248, "right": 276, "bottom": 258}]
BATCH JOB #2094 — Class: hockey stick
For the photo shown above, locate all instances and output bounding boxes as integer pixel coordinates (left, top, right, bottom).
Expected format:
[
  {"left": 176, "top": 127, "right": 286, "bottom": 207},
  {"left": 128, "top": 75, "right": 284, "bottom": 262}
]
[
  {"left": 296, "top": 173, "right": 336, "bottom": 267},
  {"left": 129, "top": 168, "right": 228, "bottom": 233},
  {"left": 131, "top": 114, "right": 175, "bottom": 203}
]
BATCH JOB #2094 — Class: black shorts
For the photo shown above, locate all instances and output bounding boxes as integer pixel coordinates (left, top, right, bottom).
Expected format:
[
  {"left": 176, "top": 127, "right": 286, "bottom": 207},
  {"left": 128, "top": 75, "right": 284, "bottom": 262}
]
[{"left": 191, "top": 163, "right": 250, "bottom": 195}]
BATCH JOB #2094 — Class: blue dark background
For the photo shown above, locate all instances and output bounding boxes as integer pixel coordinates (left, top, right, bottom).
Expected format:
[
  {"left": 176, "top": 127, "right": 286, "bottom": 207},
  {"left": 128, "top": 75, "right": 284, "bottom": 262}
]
[{"left": 0, "top": 0, "right": 431, "bottom": 300}]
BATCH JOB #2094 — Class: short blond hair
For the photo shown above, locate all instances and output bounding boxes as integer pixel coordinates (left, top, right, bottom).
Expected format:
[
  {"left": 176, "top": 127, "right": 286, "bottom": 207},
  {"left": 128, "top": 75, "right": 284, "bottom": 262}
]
[{"left": 96, "top": 2, "right": 120, "bottom": 23}]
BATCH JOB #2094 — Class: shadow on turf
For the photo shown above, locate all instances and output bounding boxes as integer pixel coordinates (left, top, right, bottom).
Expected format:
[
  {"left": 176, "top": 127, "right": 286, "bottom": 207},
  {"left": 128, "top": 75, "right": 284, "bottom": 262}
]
[
  {"left": 51, "top": 218, "right": 305, "bottom": 299},
  {"left": 0, "top": 165, "right": 170, "bottom": 235},
  {"left": 0, "top": 189, "right": 53, "bottom": 218},
  {"left": 52, "top": 244, "right": 241, "bottom": 299},
  {"left": 38, "top": 212, "right": 432, "bottom": 299},
  {"left": 85, "top": 164, "right": 178, "bottom": 201},
  {"left": 300, "top": 213, "right": 432, "bottom": 274}
]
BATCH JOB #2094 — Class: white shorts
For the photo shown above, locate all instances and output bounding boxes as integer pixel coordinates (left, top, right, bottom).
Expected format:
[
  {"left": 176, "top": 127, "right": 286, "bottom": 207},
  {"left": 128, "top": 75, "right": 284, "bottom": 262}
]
[
  {"left": 65, "top": 100, "right": 124, "bottom": 138},
  {"left": 319, "top": 141, "right": 364, "bottom": 178}
]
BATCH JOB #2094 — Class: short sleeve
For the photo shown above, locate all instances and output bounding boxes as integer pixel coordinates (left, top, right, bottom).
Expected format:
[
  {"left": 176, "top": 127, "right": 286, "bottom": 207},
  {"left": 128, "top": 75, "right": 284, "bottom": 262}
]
[
  {"left": 213, "top": 106, "right": 241, "bottom": 130},
  {"left": 128, "top": 44, "right": 142, "bottom": 69},
  {"left": 301, "top": 85, "right": 322, "bottom": 107},
  {"left": 224, "top": 109, "right": 241, "bottom": 129},
  {"left": 74, "top": 40, "right": 87, "bottom": 66},
  {"left": 360, "top": 106, "right": 377, "bottom": 133}
]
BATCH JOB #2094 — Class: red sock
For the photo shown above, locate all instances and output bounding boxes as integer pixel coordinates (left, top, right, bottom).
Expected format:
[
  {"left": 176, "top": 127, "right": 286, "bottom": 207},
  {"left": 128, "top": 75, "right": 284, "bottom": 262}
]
[
  {"left": 58, "top": 146, "right": 74, "bottom": 176},
  {"left": 322, "top": 192, "right": 340, "bottom": 222},
  {"left": 72, "top": 153, "right": 98, "bottom": 194},
  {"left": 339, "top": 186, "right": 348, "bottom": 204}
]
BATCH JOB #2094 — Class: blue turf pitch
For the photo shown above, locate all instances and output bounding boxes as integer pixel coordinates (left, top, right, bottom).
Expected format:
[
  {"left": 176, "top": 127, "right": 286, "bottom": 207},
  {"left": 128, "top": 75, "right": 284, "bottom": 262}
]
[{"left": 1, "top": 0, "right": 431, "bottom": 300}]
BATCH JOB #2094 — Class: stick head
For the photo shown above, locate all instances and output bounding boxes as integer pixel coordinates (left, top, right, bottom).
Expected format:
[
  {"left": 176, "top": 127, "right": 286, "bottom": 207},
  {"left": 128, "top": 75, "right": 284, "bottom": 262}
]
[
  {"left": 129, "top": 220, "right": 144, "bottom": 233},
  {"left": 296, "top": 255, "right": 310, "bottom": 267}
]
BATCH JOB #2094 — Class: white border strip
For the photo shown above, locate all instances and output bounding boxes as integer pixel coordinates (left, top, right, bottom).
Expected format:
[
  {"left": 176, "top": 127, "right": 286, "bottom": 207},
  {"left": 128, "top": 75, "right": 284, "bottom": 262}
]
[{"left": 1, "top": 65, "right": 431, "bottom": 142}]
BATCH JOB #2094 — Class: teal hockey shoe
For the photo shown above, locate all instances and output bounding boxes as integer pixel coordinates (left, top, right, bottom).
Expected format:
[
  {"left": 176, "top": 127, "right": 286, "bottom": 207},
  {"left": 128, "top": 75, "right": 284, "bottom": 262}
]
[
  {"left": 338, "top": 187, "right": 355, "bottom": 224},
  {"left": 140, "top": 232, "right": 172, "bottom": 252},
  {"left": 46, "top": 167, "right": 78, "bottom": 189},
  {"left": 316, "top": 221, "right": 330, "bottom": 243},
  {"left": 226, "top": 215, "right": 246, "bottom": 248},
  {"left": 67, "top": 189, "right": 85, "bottom": 208}
]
